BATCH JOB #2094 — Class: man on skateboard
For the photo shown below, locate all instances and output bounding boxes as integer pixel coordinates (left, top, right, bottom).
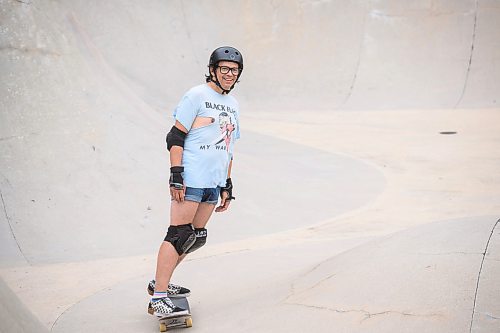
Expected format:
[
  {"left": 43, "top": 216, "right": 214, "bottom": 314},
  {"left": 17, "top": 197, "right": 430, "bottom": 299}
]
[{"left": 148, "top": 46, "right": 243, "bottom": 318}]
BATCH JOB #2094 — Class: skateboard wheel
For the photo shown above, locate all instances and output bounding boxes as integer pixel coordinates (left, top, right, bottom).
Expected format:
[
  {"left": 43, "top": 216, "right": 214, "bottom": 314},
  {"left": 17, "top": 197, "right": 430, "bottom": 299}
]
[
  {"left": 159, "top": 322, "right": 167, "bottom": 332},
  {"left": 185, "top": 317, "right": 193, "bottom": 327}
]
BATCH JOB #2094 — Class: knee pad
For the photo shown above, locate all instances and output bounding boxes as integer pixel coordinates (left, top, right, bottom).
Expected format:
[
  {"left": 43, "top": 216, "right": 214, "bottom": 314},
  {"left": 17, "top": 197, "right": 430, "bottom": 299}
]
[
  {"left": 186, "top": 228, "right": 207, "bottom": 253},
  {"left": 164, "top": 224, "right": 196, "bottom": 255}
]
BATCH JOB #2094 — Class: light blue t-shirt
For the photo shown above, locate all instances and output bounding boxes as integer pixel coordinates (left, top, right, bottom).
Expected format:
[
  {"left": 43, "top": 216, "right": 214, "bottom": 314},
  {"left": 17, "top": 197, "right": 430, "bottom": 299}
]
[{"left": 173, "top": 84, "right": 240, "bottom": 188}]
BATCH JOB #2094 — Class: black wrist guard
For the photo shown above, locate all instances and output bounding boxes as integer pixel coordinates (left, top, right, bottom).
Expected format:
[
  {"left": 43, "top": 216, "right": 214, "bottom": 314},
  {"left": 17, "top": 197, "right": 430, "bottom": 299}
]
[
  {"left": 220, "top": 178, "right": 235, "bottom": 200},
  {"left": 170, "top": 166, "right": 184, "bottom": 190}
]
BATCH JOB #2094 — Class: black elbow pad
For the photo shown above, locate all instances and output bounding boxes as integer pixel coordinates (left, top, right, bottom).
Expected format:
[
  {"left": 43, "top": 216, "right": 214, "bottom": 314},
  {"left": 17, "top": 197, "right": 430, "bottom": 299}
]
[{"left": 166, "top": 126, "right": 187, "bottom": 151}]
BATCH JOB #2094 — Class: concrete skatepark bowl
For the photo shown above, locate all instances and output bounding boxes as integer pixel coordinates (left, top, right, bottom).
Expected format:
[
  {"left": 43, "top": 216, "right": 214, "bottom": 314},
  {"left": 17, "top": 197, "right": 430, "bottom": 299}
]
[{"left": 1, "top": 1, "right": 499, "bottom": 332}]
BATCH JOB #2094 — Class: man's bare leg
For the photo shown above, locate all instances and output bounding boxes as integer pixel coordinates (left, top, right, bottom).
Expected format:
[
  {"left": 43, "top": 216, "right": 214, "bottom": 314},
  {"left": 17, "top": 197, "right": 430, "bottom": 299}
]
[
  {"left": 174, "top": 202, "right": 217, "bottom": 266},
  {"left": 192, "top": 202, "right": 217, "bottom": 229},
  {"left": 154, "top": 200, "right": 199, "bottom": 292}
]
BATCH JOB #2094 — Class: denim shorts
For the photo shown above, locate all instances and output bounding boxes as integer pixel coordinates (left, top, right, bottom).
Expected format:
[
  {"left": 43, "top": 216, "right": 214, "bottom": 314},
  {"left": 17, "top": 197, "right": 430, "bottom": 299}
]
[{"left": 184, "top": 187, "right": 221, "bottom": 204}]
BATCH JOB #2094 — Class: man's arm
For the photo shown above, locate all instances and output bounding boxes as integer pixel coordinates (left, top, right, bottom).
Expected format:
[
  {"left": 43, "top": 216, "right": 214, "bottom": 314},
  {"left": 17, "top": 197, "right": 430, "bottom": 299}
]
[
  {"left": 168, "top": 120, "right": 188, "bottom": 202},
  {"left": 226, "top": 158, "right": 233, "bottom": 178},
  {"left": 169, "top": 121, "right": 187, "bottom": 165},
  {"left": 216, "top": 158, "right": 234, "bottom": 212}
]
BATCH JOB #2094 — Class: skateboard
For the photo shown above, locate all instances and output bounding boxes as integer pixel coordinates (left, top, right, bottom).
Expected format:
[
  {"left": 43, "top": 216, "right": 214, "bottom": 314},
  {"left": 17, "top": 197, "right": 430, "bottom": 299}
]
[{"left": 157, "top": 297, "right": 192, "bottom": 332}]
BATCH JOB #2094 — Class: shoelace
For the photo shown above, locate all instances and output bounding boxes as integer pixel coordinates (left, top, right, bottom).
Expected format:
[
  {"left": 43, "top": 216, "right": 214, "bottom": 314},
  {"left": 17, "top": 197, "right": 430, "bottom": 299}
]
[
  {"left": 162, "top": 298, "right": 175, "bottom": 307},
  {"left": 169, "top": 285, "right": 181, "bottom": 293},
  {"left": 152, "top": 297, "right": 173, "bottom": 309}
]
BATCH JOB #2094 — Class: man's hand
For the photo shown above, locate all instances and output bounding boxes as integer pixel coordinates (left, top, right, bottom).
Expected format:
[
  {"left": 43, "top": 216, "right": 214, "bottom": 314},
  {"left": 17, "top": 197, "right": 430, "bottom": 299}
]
[
  {"left": 216, "top": 178, "right": 235, "bottom": 212},
  {"left": 215, "top": 191, "right": 231, "bottom": 212},
  {"left": 169, "top": 166, "right": 185, "bottom": 202}
]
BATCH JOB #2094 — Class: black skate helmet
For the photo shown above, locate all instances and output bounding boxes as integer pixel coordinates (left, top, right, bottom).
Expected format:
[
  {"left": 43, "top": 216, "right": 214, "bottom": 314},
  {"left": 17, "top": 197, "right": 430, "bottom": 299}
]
[{"left": 206, "top": 46, "right": 243, "bottom": 94}]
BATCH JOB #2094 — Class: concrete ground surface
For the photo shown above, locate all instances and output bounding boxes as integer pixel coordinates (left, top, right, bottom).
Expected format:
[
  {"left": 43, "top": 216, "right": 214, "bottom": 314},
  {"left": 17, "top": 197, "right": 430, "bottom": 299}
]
[{"left": 1, "top": 1, "right": 500, "bottom": 332}]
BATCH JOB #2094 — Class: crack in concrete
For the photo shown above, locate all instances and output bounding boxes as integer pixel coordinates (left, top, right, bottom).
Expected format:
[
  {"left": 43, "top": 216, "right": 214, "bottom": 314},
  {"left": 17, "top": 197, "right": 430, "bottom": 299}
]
[
  {"left": 0, "top": 186, "right": 30, "bottom": 265},
  {"left": 481, "top": 312, "right": 500, "bottom": 320},
  {"left": 470, "top": 218, "right": 500, "bottom": 332},
  {"left": 286, "top": 301, "right": 442, "bottom": 322},
  {"left": 359, "top": 309, "right": 443, "bottom": 322},
  {"left": 455, "top": 0, "right": 479, "bottom": 108},
  {"left": 339, "top": 0, "right": 369, "bottom": 108},
  {"left": 418, "top": 251, "right": 483, "bottom": 256},
  {"left": 285, "top": 271, "right": 337, "bottom": 304},
  {"left": 283, "top": 258, "right": 338, "bottom": 303}
]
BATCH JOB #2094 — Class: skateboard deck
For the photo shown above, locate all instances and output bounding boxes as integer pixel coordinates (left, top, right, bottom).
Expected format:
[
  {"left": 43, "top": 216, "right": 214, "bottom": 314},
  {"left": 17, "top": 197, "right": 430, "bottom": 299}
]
[{"left": 158, "top": 297, "right": 192, "bottom": 332}]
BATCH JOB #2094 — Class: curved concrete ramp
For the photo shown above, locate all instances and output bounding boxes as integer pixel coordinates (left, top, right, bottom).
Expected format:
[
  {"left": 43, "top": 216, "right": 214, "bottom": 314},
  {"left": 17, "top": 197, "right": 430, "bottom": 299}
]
[
  {"left": 0, "top": 0, "right": 385, "bottom": 266},
  {"left": 1, "top": 1, "right": 500, "bottom": 333},
  {"left": 48, "top": 217, "right": 499, "bottom": 333},
  {"left": 0, "top": 277, "right": 48, "bottom": 333},
  {"left": 473, "top": 218, "right": 500, "bottom": 332},
  {"left": 46, "top": 0, "right": 500, "bottom": 111},
  {"left": 3, "top": 0, "right": 497, "bottom": 113},
  {"left": 286, "top": 217, "right": 500, "bottom": 332}
]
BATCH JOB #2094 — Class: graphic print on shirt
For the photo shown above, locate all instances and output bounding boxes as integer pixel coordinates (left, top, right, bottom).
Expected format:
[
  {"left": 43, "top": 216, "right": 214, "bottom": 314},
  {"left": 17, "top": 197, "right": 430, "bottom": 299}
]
[{"left": 210, "top": 112, "right": 235, "bottom": 153}]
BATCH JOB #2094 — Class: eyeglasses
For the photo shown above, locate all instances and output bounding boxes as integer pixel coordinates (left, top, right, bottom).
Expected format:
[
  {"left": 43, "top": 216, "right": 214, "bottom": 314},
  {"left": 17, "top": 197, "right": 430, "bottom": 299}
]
[{"left": 218, "top": 66, "right": 240, "bottom": 75}]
